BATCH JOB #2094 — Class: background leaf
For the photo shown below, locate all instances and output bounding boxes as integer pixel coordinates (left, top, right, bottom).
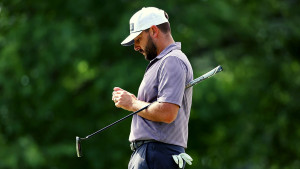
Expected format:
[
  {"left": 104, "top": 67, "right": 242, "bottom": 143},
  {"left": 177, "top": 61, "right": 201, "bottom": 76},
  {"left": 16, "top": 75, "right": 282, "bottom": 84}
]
[{"left": 0, "top": 0, "right": 299, "bottom": 168}]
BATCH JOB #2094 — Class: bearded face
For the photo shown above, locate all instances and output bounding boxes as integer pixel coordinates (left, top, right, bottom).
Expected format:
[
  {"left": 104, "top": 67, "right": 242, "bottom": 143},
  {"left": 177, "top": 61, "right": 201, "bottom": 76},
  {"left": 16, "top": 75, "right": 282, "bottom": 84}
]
[{"left": 144, "top": 35, "right": 157, "bottom": 61}]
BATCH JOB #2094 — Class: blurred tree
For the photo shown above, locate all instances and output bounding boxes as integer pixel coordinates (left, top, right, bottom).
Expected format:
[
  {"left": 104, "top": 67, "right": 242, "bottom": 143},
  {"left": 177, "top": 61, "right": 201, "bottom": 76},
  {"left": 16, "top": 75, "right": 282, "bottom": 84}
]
[{"left": 0, "top": 0, "right": 299, "bottom": 168}]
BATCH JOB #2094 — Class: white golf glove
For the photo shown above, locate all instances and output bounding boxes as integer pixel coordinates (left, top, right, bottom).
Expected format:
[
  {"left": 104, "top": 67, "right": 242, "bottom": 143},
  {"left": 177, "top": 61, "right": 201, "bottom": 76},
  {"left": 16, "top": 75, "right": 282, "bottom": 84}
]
[{"left": 172, "top": 153, "right": 193, "bottom": 168}]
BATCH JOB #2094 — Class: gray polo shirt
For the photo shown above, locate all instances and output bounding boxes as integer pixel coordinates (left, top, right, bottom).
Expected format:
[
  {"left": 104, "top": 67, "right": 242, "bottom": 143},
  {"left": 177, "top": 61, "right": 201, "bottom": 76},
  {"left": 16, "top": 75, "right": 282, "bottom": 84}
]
[{"left": 129, "top": 42, "right": 193, "bottom": 148}]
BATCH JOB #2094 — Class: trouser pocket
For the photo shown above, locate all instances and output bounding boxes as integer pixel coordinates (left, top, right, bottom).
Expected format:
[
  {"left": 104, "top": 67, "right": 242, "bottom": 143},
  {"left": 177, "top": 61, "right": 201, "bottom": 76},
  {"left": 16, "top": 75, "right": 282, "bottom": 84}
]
[
  {"left": 128, "top": 144, "right": 149, "bottom": 169},
  {"left": 146, "top": 142, "right": 185, "bottom": 169}
]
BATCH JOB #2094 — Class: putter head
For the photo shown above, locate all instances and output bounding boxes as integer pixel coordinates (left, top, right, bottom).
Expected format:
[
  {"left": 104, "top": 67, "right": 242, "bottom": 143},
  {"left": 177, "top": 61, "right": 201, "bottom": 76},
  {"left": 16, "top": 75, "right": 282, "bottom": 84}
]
[{"left": 76, "top": 136, "right": 82, "bottom": 157}]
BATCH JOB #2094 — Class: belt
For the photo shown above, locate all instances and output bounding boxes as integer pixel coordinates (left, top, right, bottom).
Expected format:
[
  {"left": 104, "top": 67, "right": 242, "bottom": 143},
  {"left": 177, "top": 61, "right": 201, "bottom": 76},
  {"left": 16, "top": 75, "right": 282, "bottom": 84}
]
[{"left": 130, "top": 140, "right": 156, "bottom": 151}]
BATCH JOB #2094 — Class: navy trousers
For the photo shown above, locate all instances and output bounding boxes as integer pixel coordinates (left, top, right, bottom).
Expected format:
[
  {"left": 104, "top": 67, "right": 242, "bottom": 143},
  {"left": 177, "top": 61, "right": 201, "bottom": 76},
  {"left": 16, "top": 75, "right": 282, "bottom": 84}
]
[{"left": 128, "top": 142, "right": 185, "bottom": 169}]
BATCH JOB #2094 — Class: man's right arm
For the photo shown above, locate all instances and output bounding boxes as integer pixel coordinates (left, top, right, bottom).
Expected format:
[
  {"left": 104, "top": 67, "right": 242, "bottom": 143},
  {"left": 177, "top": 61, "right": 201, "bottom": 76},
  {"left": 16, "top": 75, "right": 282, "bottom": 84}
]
[{"left": 112, "top": 87, "right": 179, "bottom": 124}]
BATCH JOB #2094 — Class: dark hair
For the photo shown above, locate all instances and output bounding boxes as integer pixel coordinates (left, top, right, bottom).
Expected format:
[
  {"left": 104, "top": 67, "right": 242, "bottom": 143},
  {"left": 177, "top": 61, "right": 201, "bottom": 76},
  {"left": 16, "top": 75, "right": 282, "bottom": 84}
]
[
  {"left": 157, "top": 22, "right": 171, "bottom": 33},
  {"left": 158, "top": 11, "right": 171, "bottom": 33}
]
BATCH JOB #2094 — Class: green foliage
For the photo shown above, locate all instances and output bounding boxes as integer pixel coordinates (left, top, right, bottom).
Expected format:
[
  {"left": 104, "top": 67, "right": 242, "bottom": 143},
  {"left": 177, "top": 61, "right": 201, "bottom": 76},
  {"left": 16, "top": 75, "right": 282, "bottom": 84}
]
[{"left": 0, "top": 0, "right": 299, "bottom": 168}]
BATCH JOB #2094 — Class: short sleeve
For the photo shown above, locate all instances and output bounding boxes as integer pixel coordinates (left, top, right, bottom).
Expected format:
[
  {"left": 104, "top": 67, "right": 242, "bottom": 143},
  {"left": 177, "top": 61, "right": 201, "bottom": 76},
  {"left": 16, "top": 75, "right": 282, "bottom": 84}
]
[{"left": 157, "top": 56, "right": 186, "bottom": 107}]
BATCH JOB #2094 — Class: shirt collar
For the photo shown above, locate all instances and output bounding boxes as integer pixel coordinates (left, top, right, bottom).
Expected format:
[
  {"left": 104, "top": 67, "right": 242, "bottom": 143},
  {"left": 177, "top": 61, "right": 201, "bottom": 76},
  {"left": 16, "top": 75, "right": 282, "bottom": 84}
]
[
  {"left": 150, "top": 42, "right": 181, "bottom": 62},
  {"left": 145, "top": 42, "right": 181, "bottom": 72}
]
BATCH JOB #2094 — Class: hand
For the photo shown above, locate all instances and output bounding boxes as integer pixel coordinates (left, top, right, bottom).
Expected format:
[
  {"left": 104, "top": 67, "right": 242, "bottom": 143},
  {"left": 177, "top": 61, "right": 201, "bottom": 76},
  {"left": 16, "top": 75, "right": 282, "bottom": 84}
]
[
  {"left": 172, "top": 153, "right": 193, "bottom": 168},
  {"left": 112, "top": 87, "right": 137, "bottom": 111}
]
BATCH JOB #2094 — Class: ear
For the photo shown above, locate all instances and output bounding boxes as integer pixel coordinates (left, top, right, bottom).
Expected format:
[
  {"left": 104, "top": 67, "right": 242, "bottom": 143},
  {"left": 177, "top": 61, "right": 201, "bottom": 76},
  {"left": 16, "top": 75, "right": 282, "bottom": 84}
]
[{"left": 149, "top": 25, "right": 159, "bottom": 38}]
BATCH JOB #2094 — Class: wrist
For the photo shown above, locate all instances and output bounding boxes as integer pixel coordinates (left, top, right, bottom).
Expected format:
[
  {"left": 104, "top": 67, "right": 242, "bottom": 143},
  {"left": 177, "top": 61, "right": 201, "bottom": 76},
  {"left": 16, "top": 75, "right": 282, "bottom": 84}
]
[{"left": 131, "top": 99, "right": 140, "bottom": 112}]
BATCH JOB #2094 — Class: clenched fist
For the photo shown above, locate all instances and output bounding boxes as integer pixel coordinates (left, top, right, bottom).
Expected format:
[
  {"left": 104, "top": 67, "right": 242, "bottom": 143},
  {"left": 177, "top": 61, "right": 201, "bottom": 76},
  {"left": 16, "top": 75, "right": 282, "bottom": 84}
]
[{"left": 112, "top": 87, "right": 137, "bottom": 112}]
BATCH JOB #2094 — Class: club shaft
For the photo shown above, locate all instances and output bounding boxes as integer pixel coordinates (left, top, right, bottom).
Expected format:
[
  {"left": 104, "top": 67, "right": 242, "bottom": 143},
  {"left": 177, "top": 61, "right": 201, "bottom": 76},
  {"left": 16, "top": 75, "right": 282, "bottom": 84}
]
[
  {"left": 85, "top": 103, "right": 152, "bottom": 139},
  {"left": 84, "top": 65, "right": 223, "bottom": 139}
]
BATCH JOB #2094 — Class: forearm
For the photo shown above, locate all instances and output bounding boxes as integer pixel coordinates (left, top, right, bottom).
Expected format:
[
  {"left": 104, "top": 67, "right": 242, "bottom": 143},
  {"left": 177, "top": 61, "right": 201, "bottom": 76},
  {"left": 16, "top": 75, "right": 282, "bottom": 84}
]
[{"left": 132, "top": 100, "right": 179, "bottom": 124}]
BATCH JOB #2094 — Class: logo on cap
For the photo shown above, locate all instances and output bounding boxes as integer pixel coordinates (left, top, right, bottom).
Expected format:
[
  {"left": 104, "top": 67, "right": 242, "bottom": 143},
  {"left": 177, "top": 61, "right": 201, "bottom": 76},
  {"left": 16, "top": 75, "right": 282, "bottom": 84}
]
[{"left": 130, "top": 23, "right": 134, "bottom": 32}]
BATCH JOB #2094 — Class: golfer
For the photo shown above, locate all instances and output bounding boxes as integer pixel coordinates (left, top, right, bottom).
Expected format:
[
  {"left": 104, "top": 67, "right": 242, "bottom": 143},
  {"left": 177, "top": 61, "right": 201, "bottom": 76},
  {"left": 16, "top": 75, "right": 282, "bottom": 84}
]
[{"left": 112, "top": 7, "right": 193, "bottom": 169}]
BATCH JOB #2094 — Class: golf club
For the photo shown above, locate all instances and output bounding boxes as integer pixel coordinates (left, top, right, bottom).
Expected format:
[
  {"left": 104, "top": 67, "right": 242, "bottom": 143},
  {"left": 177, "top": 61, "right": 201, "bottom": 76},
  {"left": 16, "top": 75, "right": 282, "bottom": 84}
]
[{"left": 76, "top": 65, "right": 223, "bottom": 157}]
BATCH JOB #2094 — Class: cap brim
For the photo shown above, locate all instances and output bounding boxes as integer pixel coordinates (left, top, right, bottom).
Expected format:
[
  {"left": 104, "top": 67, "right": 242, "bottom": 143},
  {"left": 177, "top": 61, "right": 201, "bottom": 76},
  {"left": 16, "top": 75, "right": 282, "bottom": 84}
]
[{"left": 121, "top": 31, "right": 142, "bottom": 46}]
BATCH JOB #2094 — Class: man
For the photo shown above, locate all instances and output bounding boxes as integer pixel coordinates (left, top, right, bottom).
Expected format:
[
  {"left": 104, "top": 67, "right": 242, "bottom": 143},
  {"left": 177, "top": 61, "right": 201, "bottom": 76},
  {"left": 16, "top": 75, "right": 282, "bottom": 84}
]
[{"left": 112, "top": 7, "right": 193, "bottom": 169}]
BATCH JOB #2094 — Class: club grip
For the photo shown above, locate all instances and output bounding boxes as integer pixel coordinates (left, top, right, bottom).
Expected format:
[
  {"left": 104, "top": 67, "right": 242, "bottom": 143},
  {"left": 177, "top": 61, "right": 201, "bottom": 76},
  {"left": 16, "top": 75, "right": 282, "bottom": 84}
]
[{"left": 185, "top": 65, "right": 223, "bottom": 88}]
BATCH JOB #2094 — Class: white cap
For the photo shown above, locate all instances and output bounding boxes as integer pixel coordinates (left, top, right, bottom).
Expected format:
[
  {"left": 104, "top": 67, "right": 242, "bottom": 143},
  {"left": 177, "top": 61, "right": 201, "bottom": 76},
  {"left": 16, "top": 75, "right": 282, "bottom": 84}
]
[{"left": 121, "top": 7, "right": 169, "bottom": 46}]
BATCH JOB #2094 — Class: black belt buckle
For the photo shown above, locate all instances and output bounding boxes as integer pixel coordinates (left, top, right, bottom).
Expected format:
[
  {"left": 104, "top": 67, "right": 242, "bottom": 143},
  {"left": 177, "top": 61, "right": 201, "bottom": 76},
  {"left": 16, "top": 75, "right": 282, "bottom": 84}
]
[
  {"left": 130, "top": 142, "right": 135, "bottom": 151},
  {"left": 130, "top": 140, "right": 144, "bottom": 151},
  {"left": 130, "top": 141, "right": 134, "bottom": 151},
  {"left": 130, "top": 140, "right": 156, "bottom": 151}
]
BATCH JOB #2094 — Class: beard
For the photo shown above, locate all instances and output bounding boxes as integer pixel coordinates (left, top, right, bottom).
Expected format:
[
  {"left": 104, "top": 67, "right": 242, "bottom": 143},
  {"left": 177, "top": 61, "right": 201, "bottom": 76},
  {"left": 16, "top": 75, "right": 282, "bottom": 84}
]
[{"left": 144, "top": 35, "right": 157, "bottom": 61}]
